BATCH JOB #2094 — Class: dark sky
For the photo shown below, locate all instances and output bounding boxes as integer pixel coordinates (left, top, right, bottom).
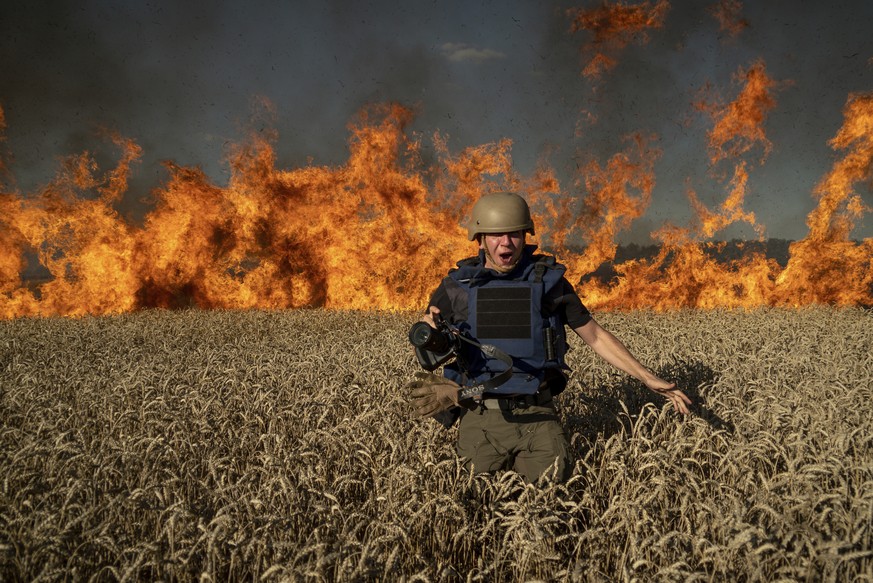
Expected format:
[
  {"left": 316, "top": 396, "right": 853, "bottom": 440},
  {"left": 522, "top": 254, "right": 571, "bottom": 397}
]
[{"left": 1, "top": 0, "right": 871, "bottom": 243}]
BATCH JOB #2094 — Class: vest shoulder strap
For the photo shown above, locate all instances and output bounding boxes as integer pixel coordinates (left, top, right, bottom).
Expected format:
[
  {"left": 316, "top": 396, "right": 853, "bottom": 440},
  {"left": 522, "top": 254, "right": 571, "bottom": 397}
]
[
  {"left": 530, "top": 254, "right": 564, "bottom": 285},
  {"left": 452, "top": 255, "right": 480, "bottom": 270}
]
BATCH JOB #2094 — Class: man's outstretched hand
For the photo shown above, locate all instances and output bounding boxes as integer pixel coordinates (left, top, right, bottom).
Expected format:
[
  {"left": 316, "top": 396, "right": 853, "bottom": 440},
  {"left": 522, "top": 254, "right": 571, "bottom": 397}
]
[{"left": 646, "top": 377, "right": 693, "bottom": 415}]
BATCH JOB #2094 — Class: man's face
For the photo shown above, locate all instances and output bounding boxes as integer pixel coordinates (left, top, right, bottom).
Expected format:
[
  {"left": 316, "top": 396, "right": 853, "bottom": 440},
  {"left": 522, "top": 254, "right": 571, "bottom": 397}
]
[{"left": 479, "top": 231, "right": 525, "bottom": 273}]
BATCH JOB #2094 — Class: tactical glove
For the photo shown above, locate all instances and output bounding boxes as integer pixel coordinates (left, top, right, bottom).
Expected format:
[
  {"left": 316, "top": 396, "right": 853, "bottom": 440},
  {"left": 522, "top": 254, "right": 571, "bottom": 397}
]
[{"left": 405, "top": 371, "right": 462, "bottom": 418}]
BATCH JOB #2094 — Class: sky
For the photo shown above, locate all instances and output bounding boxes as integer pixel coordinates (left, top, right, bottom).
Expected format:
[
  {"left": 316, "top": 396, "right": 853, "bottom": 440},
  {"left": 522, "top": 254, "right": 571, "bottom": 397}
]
[{"left": 1, "top": 0, "right": 871, "bottom": 244}]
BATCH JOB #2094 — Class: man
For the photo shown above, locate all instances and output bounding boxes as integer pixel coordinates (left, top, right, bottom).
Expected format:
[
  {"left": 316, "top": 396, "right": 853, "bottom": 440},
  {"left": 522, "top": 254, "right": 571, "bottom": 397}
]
[{"left": 408, "top": 191, "right": 691, "bottom": 483}]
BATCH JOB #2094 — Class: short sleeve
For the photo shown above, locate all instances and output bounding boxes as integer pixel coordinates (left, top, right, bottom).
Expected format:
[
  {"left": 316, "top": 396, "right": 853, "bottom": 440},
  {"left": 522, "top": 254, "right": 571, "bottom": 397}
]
[
  {"left": 546, "top": 277, "right": 592, "bottom": 329},
  {"left": 425, "top": 280, "right": 455, "bottom": 320}
]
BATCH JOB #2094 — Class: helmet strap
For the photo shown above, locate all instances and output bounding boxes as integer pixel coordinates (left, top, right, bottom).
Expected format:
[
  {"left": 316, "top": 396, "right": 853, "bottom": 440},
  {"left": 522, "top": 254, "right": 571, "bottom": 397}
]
[{"left": 482, "top": 244, "right": 520, "bottom": 274}]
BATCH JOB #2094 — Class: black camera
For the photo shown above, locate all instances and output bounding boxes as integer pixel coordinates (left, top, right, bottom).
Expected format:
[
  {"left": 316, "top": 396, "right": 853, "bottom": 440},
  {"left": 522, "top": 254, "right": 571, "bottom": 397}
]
[{"left": 408, "top": 317, "right": 459, "bottom": 371}]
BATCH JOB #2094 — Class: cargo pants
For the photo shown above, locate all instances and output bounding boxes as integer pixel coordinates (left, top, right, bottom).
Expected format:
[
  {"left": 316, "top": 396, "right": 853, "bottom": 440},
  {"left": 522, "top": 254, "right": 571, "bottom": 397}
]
[{"left": 457, "top": 397, "right": 572, "bottom": 483}]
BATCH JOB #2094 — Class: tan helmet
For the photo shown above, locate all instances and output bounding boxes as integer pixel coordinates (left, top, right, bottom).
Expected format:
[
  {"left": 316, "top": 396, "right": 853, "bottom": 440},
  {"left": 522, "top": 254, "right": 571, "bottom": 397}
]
[{"left": 467, "top": 191, "right": 535, "bottom": 241}]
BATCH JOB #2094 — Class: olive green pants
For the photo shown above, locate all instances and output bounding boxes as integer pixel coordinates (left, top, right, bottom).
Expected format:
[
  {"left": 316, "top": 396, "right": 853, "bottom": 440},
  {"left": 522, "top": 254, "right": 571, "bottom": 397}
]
[{"left": 457, "top": 402, "right": 572, "bottom": 483}]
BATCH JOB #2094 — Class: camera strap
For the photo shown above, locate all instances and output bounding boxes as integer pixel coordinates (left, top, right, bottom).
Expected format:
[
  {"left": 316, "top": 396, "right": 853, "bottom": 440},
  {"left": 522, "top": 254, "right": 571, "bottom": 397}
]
[{"left": 453, "top": 334, "right": 514, "bottom": 400}]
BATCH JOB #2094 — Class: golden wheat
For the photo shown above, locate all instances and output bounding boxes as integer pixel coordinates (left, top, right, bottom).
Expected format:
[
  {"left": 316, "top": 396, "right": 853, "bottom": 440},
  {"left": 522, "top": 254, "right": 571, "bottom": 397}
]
[{"left": 0, "top": 307, "right": 871, "bottom": 581}]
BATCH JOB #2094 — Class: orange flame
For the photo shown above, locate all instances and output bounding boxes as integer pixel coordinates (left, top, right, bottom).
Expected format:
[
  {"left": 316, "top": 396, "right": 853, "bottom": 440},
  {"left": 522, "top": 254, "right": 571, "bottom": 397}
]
[
  {"left": 0, "top": 84, "right": 871, "bottom": 319},
  {"left": 540, "top": 133, "right": 661, "bottom": 278},
  {"left": 775, "top": 93, "right": 873, "bottom": 306},
  {"left": 684, "top": 60, "right": 776, "bottom": 240},
  {"left": 568, "top": 0, "right": 670, "bottom": 80},
  {"left": 694, "top": 60, "right": 778, "bottom": 165},
  {"left": 710, "top": 0, "right": 749, "bottom": 39},
  {"left": 134, "top": 103, "right": 471, "bottom": 312},
  {"left": 560, "top": 61, "right": 870, "bottom": 310},
  {"left": 1, "top": 131, "right": 141, "bottom": 317}
]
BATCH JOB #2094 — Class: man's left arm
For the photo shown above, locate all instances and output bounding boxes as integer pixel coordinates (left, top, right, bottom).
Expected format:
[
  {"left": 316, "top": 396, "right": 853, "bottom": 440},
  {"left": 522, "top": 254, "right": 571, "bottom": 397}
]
[{"left": 573, "top": 319, "right": 692, "bottom": 415}]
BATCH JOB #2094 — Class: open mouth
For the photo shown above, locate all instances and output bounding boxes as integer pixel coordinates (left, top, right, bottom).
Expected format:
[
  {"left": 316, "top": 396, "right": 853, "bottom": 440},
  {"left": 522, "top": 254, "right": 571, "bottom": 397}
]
[{"left": 498, "top": 251, "right": 515, "bottom": 263}]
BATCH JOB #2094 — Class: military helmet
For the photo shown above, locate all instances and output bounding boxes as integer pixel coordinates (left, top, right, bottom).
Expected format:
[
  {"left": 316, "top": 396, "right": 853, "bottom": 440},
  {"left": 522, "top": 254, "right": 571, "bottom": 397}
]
[{"left": 467, "top": 191, "right": 535, "bottom": 241}]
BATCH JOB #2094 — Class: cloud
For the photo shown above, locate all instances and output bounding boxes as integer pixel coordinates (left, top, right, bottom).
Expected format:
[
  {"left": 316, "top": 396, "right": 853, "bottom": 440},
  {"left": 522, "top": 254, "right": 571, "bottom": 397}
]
[{"left": 440, "top": 42, "right": 505, "bottom": 63}]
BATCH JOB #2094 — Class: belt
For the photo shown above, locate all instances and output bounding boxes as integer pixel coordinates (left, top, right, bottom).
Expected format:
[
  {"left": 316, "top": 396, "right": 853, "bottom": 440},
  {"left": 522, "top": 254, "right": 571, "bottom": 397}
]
[{"left": 479, "top": 387, "right": 553, "bottom": 411}]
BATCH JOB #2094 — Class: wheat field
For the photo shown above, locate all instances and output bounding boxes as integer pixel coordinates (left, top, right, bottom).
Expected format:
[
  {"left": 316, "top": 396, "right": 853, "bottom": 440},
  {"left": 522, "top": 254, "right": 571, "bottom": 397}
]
[{"left": 1, "top": 307, "right": 871, "bottom": 581}]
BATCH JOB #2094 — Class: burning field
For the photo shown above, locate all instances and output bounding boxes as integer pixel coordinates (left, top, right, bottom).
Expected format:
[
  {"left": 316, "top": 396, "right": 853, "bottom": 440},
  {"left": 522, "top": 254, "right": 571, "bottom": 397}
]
[
  {"left": 0, "top": 58, "right": 871, "bottom": 316},
  {"left": 1, "top": 0, "right": 872, "bottom": 581}
]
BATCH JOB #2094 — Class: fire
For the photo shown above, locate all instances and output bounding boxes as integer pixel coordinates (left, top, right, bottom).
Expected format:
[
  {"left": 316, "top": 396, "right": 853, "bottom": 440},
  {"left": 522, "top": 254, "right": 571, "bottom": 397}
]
[
  {"left": 710, "top": 0, "right": 749, "bottom": 39},
  {"left": 134, "top": 103, "right": 472, "bottom": 312},
  {"left": 1, "top": 132, "right": 141, "bottom": 317},
  {"left": 0, "top": 103, "right": 497, "bottom": 317},
  {"left": 775, "top": 93, "right": 873, "bottom": 306},
  {"left": 568, "top": 0, "right": 670, "bottom": 80},
  {"left": 0, "top": 1, "right": 868, "bottom": 320},
  {"left": 538, "top": 133, "right": 661, "bottom": 279},
  {"left": 546, "top": 59, "right": 871, "bottom": 310},
  {"left": 694, "top": 60, "right": 779, "bottom": 165},
  {"left": 1, "top": 82, "right": 871, "bottom": 318}
]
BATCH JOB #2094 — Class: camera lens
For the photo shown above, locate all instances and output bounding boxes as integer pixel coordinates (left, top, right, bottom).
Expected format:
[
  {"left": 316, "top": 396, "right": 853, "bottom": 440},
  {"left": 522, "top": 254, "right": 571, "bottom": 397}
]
[
  {"left": 408, "top": 321, "right": 451, "bottom": 353},
  {"left": 409, "top": 322, "right": 434, "bottom": 347}
]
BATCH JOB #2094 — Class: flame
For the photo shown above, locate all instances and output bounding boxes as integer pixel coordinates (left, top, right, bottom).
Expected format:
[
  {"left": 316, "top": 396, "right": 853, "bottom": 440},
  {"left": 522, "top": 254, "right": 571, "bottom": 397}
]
[
  {"left": 710, "top": 0, "right": 749, "bottom": 39},
  {"left": 774, "top": 93, "right": 873, "bottom": 306},
  {"left": 540, "top": 133, "right": 661, "bottom": 279},
  {"left": 685, "top": 61, "right": 776, "bottom": 240},
  {"left": 1, "top": 80, "right": 871, "bottom": 318},
  {"left": 568, "top": 0, "right": 670, "bottom": 80},
  {"left": 134, "top": 103, "right": 472, "bottom": 312},
  {"left": 694, "top": 60, "right": 778, "bottom": 165},
  {"left": 1, "top": 131, "right": 141, "bottom": 317},
  {"left": 555, "top": 62, "right": 871, "bottom": 310}
]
